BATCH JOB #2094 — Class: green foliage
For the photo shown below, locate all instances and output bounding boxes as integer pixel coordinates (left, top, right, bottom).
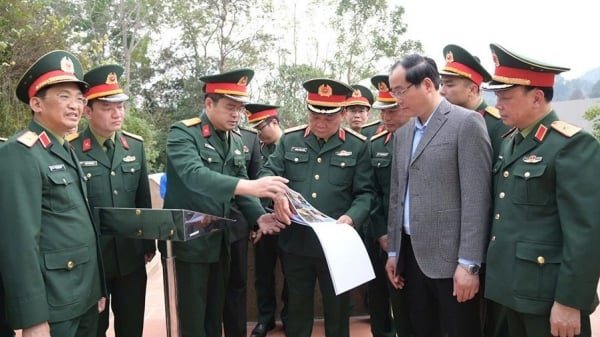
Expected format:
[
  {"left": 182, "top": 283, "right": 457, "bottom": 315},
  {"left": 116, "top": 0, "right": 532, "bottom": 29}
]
[
  {"left": 123, "top": 107, "right": 162, "bottom": 172},
  {"left": 583, "top": 105, "right": 600, "bottom": 140}
]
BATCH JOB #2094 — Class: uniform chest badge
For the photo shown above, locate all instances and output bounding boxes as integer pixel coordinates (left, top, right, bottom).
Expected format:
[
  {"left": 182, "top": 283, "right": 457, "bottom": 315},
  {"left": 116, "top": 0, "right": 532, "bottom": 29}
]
[
  {"left": 234, "top": 149, "right": 242, "bottom": 155},
  {"left": 123, "top": 155, "right": 136, "bottom": 162},
  {"left": 291, "top": 147, "right": 307, "bottom": 152},
  {"left": 375, "top": 152, "right": 390, "bottom": 157},
  {"left": 523, "top": 155, "right": 542, "bottom": 163},
  {"left": 335, "top": 150, "right": 353, "bottom": 157},
  {"left": 80, "top": 160, "right": 98, "bottom": 167},
  {"left": 204, "top": 143, "right": 215, "bottom": 150},
  {"left": 48, "top": 164, "right": 65, "bottom": 171}
]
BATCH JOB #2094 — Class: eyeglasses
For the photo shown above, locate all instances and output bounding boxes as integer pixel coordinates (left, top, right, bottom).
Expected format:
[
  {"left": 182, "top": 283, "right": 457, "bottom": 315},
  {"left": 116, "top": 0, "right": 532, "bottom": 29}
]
[
  {"left": 56, "top": 93, "right": 88, "bottom": 106},
  {"left": 389, "top": 84, "right": 414, "bottom": 98}
]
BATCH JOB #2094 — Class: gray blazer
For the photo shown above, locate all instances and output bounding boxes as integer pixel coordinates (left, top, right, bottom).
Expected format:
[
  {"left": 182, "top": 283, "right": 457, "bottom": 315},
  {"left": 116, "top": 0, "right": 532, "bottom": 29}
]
[{"left": 387, "top": 98, "right": 492, "bottom": 279}]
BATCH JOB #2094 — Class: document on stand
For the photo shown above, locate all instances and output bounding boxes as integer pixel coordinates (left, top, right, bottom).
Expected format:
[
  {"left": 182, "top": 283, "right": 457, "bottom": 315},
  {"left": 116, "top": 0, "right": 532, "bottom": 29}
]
[{"left": 284, "top": 188, "right": 375, "bottom": 295}]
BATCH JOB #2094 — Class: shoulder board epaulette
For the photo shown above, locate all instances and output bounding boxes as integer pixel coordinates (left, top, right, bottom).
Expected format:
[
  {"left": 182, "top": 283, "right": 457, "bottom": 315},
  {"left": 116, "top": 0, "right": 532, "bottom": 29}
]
[
  {"left": 239, "top": 126, "right": 257, "bottom": 134},
  {"left": 370, "top": 130, "right": 389, "bottom": 141},
  {"left": 285, "top": 124, "right": 308, "bottom": 134},
  {"left": 17, "top": 131, "right": 38, "bottom": 148},
  {"left": 121, "top": 130, "right": 144, "bottom": 141},
  {"left": 484, "top": 106, "right": 501, "bottom": 119},
  {"left": 551, "top": 120, "right": 581, "bottom": 138},
  {"left": 362, "top": 120, "right": 381, "bottom": 128},
  {"left": 181, "top": 117, "right": 201, "bottom": 127},
  {"left": 344, "top": 127, "right": 367, "bottom": 141},
  {"left": 65, "top": 132, "right": 80, "bottom": 142},
  {"left": 501, "top": 127, "right": 517, "bottom": 138},
  {"left": 0, "top": 137, "right": 7, "bottom": 142}
]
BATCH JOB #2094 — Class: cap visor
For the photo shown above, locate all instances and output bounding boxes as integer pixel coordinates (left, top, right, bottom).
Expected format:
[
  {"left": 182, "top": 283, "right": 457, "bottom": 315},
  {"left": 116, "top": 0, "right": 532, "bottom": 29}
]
[
  {"left": 481, "top": 81, "right": 515, "bottom": 91},
  {"left": 307, "top": 104, "right": 342, "bottom": 114},
  {"left": 97, "top": 93, "right": 129, "bottom": 102},
  {"left": 372, "top": 101, "right": 398, "bottom": 110},
  {"left": 224, "top": 94, "right": 250, "bottom": 104}
]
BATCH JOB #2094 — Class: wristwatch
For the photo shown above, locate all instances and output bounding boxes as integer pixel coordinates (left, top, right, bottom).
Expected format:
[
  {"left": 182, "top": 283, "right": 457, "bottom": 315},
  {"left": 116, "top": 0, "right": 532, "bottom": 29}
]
[{"left": 459, "top": 262, "right": 480, "bottom": 275}]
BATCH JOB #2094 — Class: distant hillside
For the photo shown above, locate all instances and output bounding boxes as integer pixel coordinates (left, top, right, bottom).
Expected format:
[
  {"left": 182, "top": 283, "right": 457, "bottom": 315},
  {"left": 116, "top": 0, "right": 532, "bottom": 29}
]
[{"left": 580, "top": 67, "right": 600, "bottom": 84}]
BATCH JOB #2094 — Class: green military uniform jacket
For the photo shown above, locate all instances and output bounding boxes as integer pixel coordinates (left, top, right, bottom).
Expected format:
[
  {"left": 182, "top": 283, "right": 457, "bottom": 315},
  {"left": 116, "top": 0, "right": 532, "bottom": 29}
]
[
  {"left": 260, "top": 125, "right": 374, "bottom": 258},
  {"left": 368, "top": 130, "right": 394, "bottom": 240},
  {"left": 69, "top": 128, "right": 155, "bottom": 277},
  {"left": 475, "top": 100, "right": 510, "bottom": 161},
  {"left": 159, "top": 113, "right": 265, "bottom": 263},
  {"left": 0, "top": 122, "right": 103, "bottom": 329},
  {"left": 485, "top": 111, "right": 600, "bottom": 315},
  {"left": 360, "top": 120, "right": 384, "bottom": 139}
]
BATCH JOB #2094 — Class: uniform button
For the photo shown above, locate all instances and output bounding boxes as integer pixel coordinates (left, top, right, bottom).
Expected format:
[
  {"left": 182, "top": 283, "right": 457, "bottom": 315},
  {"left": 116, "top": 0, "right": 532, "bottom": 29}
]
[
  {"left": 169, "top": 229, "right": 175, "bottom": 237},
  {"left": 491, "top": 235, "right": 496, "bottom": 241},
  {"left": 340, "top": 162, "right": 346, "bottom": 168},
  {"left": 311, "top": 192, "right": 317, "bottom": 199},
  {"left": 503, "top": 171, "right": 509, "bottom": 178},
  {"left": 377, "top": 162, "right": 381, "bottom": 168},
  {"left": 83, "top": 176, "right": 88, "bottom": 182},
  {"left": 86, "top": 173, "right": 92, "bottom": 178},
  {"left": 317, "top": 157, "right": 322, "bottom": 163},
  {"left": 136, "top": 229, "right": 143, "bottom": 236},
  {"left": 314, "top": 174, "right": 320, "bottom": 180},
  {"left": 135, "top": 209, "right": 142, "bottom": 215},
  {"left": 62, "top": 178, "right": 67, "bottom": 184},
  {"left": 494, "top": 213, "right": 500, "bottom": 220},
  {"left": 113, "top": 190, "right": 118, "bottom": 195},
  {"left": 537, "top": 256, "right": 545, "bottom": 265},
  {"left": 111, "top": 171, "right": 116, "bottom": 176},
  {"left": 208, "top": 158, "right": 212, "bottom": 163},
  {"left": 524, "top": 171, "right": 531, "bottom": 178},
  {"left": 66, "top": 260, "right": 75, "bottom": 270},
  {"left": 294, "top": 158, "right": 299, "bottom": 163},
  {"left": 499, "top": 192, "right": 506, "bottom": 199},
  {"left": 130, "top": 168, "right": 135, "bottom": 173}
]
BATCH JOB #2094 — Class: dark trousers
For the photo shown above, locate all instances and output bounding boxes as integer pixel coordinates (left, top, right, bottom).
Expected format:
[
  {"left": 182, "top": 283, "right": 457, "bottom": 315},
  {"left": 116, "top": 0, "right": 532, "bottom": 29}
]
[
  {"left": 283, "top": 252, "right": 350, "bottom": 337},
  {"left": 364, "top": 236, "right": 412, "bottom": 337},
  {"left": 222, "top": 237, "right": 248, "bottom": 337},
  {"left": 98, "top": 267, "right": 147, "bottom": 337},
  {"left": 51, "top": 303, "right": 99, "bottom": 337},
  {"left": 0, "top": 281, "right": 14, "bottom": 337},
  {"left": 503, "top": 303, "right": 591, "bottom": 337},
  {"left": 174, "top": 257, "right": 228, "bottom": 337},
  {"left": 403, "top": 234, "right": 482, "bottom": 337},
  {"left": 253, "top": 234, "right": 288, "bottom": 326}
]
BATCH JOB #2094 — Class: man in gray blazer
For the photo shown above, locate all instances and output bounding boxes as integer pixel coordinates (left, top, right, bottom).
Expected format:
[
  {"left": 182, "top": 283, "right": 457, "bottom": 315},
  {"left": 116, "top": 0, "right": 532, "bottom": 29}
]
[{"left": 384, "top": 54, "right": 492, "bottom": 337}]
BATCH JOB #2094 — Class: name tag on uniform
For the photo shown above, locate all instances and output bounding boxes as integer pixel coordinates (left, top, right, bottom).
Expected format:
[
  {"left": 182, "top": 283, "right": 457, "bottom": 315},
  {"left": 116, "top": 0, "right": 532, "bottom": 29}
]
[
  {"left": 523, "top": 155, "right": 542, "bottom": 163},
  {"left": 291, "top": 147, "right": 307, "bottom": 152},
  {"left": 375, "top": 152, "right": 389, "bottom": 157},
  {"left": 204, "top": 143, "right": 215, "bottom": 150},
  {"left": 79, "top": 160, "right": 98, "bottom": 167},
  {"left": 123, "top": 155, "right": 136, "bottom": 162},
  {"left": 48, "top": 164, "right": 65, "bottom": 171},
  {"left": 335, "top": 150, "right": 352, "bottom": 157}
]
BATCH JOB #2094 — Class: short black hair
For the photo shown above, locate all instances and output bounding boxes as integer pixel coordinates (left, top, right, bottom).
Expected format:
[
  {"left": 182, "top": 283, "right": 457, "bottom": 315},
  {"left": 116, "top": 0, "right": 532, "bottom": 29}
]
[{"left": 391, "top": 54, "right": 441, "bottom": 90}]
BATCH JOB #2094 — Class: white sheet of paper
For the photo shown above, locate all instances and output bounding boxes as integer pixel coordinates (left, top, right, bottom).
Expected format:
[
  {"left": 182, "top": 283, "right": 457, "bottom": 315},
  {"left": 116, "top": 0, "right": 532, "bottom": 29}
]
[{"left": 308, "top": 221, "right": 375, "bottom": 295}]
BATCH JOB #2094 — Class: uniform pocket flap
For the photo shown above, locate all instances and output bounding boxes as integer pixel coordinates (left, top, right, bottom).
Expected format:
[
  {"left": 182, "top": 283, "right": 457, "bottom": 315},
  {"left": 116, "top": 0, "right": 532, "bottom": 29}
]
[
  {"left": 515, "top": 241, "right": 561, "bottom": 264},
  {"left": 284, "top": 152, "right": 309, "bottom": 163},
  {"left": 512, "top": 164, "right": 546, "bottom": 179},
  {"left": 371, "top": 158, "right": 390, "bottom": 168},
  {"left": 331, "top": 156, "right": 356, "bottom": 168},
  {"left": 47, "top": 172, "right": 75, "bottom": 185},
  {"left": 121, "top": 162, "right": 141, "bottom": 173},
  {"left": 44, "top": 246, "right": 90, "bottom": 270}
]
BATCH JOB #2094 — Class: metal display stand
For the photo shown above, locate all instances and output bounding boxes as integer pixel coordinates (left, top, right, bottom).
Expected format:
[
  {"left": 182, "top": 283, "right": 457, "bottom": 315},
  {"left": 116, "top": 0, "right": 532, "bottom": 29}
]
[{"left": 95, "top": 207, "right": 235, "bottom": 337}]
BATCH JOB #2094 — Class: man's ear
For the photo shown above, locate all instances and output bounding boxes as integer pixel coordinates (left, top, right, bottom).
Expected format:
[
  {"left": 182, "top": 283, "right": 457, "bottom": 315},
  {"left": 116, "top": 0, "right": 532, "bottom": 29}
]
[{"left": 29, "top": 96, "right": 43, "bottom": 114}]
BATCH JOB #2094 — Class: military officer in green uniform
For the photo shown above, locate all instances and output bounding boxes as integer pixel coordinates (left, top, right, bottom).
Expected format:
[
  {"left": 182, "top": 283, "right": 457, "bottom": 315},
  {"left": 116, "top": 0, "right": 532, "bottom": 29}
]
[
  {"left": 159, "top": 68, "right": 289, "bottom": 337},
  {"left": 366, "top": 74, "right": 413, "bottom": 337},
  {"left": 222, "top": 121, "right": 261, "bottom": 337},
  {"left": 245, "top": 104, "right": 289, "bottom": 337},
  {"left": 0, "top": 50, "right": 105, "bottom": 337},
  {"left": 261, "top": 79, "right": 374, "bottom": 337},
  {"left": 0, "top": 138, "right": 14, "bottom": 337},
  {"left": 344, "top": 84, "right": 382, "bottom": 138},
  {"left": 482, "top": 43, "right": 600, "bottom": 337},
  {"left": 439, "top": 44, "right": 510, "bottom": 160},
  {"left": 67, "top": 64, "right": 155, "bottom": 337}
]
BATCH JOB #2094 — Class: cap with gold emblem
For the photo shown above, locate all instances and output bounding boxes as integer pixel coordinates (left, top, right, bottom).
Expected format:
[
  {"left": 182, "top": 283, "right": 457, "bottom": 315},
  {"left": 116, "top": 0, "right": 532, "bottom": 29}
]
[
  {"left": 200, "top": 68, "right": 254, "bottom": 104},
  {"left": 370, "top": 75, "right": 397, "bottom": 110},
  {"left": 303, "top": 78, "right": 353, "bottom": 114},
  {"left": 83, "top": 64, "right": 129, "bottom": 102},
  {"left": 482, "top": 43, "right": 570, "bottom": 91},
  {"left": 16, "top": 50, "right": 88, "bottom": 104},
  {"left": 246, "top": 103, "right": 280, "bottom": 129},
  {"left": 440, "top": 44, "right": 491, "bottom": 87},
  {"left": 345, "top": 84, "right": 374, "bottom": 108}
]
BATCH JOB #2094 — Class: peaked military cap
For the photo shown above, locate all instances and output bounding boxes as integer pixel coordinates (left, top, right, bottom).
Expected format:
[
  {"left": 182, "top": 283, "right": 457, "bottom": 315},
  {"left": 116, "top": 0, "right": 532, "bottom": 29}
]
[
  {"left": 370, "top": 75, "right": 397, "bottom": 109},
  {"left": 83, "top": 64, "right": 129, "bottom": 102},
  {"left": 200, "top": 68, "right": 254, "bottom": 104},
  {"left": 16, "top": 50, "right": 88, "bottom": 104},
  {"left": 303, "top": 78, "right": 353, "bottom": 114},
  {"left": 345, "top": 84, "right": 374, "bottom": 108},
  {"left": 246, "top": 103, "right": 280, "bottom": 129},
  {"left": 440, "top": 44, "right": 491, "bottom": 86},
  {"left": 482, "top": 43, "right": 570, "bottom": 91}
]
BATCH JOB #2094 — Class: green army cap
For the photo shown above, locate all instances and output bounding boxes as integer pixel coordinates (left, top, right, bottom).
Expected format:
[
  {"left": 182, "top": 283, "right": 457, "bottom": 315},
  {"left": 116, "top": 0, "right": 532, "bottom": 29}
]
[
  {"left": 245, "top": 103, "right": 280, "bottom": 129},
  {"left": 200, "top": 68, "right": 254, "bottom": 104},
  {"left": 16, "top": 50, "right": 88, "bottom": 104},
  {"left": 303, "top": 78, "right": 353, "bottom": 114},
  {"left": 370, "top": 75, "right": 397, "bottom": 109},
  {"left": 440, "top": 44, "right": 491, "bottom": 86},
  {"left": 345, "top": 84, "right": 374, "bottom": 108},
  {"left": 482, "top": 43, "right": 570, "bottom": 91},
  {"left": 84, "top": 64, "right": 129, "bottom": 102}
]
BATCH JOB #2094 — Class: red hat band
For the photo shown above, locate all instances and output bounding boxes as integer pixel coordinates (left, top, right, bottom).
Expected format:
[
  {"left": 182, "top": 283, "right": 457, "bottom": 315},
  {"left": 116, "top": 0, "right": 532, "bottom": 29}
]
[
  {"left": 28, "top": 70, "right": 79, "bottom": 99},
  {"left": 86, "top": 83, "right": 123, "bottom": 100},
  {"left": 206, "top": 82, "right": 248, "bottom": 96},
  {"left": 443, "top": 62, "right": 484, "bottom": 86},
  {"left": 376, "top": 91, "right": 396, "bottom": 103},
  {"left": 493, "top": 66, "right": 555, "bottom": 87},
  {"left": 248, "top": 109, "right": 277, "bottom": 124},
  {"left": 307, "top": 92, "right": 347, "bottom": 107},
  {"left": 345, "top": 96, "right": 370, "bottom": 106}
]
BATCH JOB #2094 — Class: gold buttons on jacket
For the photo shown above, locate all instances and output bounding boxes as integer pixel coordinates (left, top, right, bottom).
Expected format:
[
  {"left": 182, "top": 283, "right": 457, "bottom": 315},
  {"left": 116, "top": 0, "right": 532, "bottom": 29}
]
[
  {"left": 86, "top": 173, "right": 92, "bottom": 178},
  {"left": 499, "top": 192, "right": 506, "bottom": 199},
  {"left": 136, "top": 229, "right": 143, "bottom": 236},
  {"left": 113, "top": 190, "right": 118, "bottom": 195},
  {"left": 135, "top": 209, "right": 142, "bottom": 215},
  {"left": 66, "top": 260, "right": 75, "bottom": 270},
  {"left": 314, "top": 174, "right": 320, "bottom": 180},
  {"left": 503, "top": 171, "right": 510, "bottom": 178},
  {"left": 317, "top": 157, "right": 322, "bottom": 163},
  {"left": 491, "top": 236, "right": 496, "bottom": 241},
  {"left": 537, "top": 256, "right": 545, "bottom": 265},
  {"left": 294, "top": 157, "right": 299, "bottom": 163},
  {"left": 111, "top": 171, "right": 116, "bottom": 176},
  {"left": 524, "top": 172, "right": 531, "bottom": 178},
  {"left": 208, "top": 158, "right": 213, "bottom": 163},
  {"left": 311, "top": 192, "right": 317, "bottom": 199},
  {"left": 340, "top": 162, "right": 346, "bottom": 168},
  {"left": 494, "top": 213, "right": 500, "bottom": 220}
]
